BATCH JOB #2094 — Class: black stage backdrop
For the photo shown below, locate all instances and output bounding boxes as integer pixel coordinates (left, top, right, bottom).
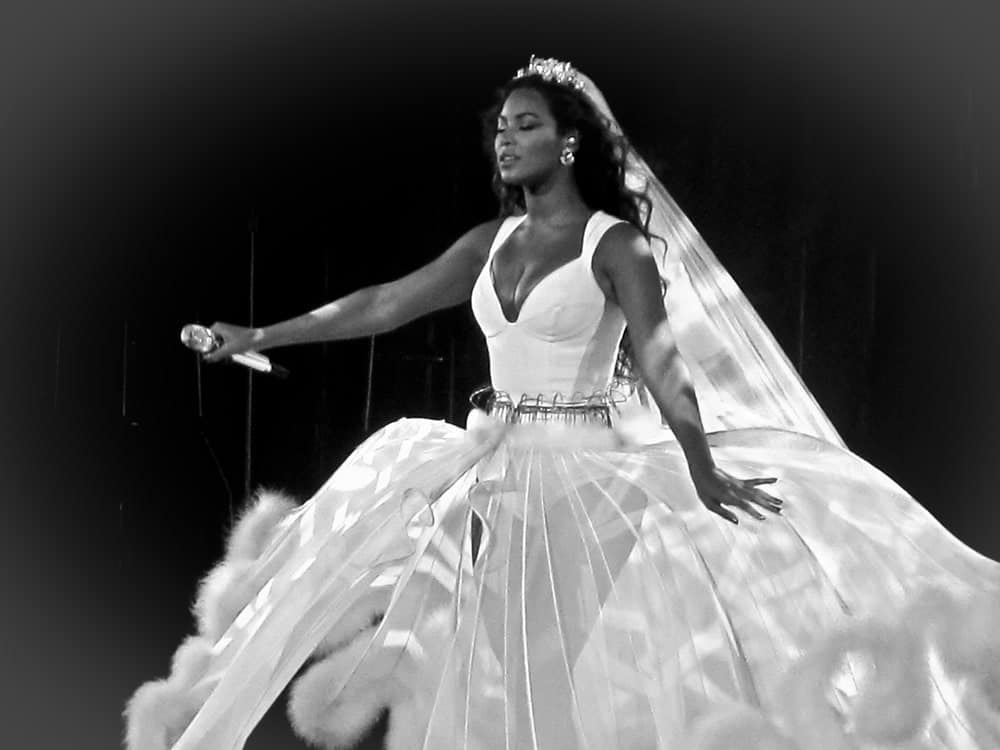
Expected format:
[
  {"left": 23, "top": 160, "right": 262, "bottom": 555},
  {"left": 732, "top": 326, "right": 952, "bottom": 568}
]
[{"left": 2, "top": 1, "right": 999, "bottom": 747}]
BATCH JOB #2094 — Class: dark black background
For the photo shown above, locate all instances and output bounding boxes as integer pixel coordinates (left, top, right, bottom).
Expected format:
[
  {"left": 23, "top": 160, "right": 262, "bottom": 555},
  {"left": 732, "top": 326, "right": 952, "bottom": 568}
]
[{"left": 2, "top": 1, "right": 998, "bottom": 747}]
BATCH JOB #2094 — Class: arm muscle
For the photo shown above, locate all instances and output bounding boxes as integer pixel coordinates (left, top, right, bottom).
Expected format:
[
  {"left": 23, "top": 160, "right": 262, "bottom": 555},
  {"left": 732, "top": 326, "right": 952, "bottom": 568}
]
[
  {"left": 256, "top": 219, "right": 499, "bottom": 350},
  {"left": 598, "top": 225, "right": 714, "bottom": 475}
]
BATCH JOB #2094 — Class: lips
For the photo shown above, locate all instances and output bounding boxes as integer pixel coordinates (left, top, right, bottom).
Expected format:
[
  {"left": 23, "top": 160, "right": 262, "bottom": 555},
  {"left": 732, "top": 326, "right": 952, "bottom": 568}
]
[{"left": 497, "top": 153, "right": 518, "bottom": 165}]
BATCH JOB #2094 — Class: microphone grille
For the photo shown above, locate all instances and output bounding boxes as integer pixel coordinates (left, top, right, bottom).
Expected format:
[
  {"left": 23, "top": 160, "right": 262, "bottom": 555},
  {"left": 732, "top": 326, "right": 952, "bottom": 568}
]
[{"left": 180, "top": 324, "right": 219, "bottom": 354}]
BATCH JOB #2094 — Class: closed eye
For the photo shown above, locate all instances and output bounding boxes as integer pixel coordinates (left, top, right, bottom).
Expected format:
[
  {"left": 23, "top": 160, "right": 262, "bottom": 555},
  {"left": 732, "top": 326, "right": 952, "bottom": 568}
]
[{"left": 495, "top": 125, "right": 537, "bottom": 137}]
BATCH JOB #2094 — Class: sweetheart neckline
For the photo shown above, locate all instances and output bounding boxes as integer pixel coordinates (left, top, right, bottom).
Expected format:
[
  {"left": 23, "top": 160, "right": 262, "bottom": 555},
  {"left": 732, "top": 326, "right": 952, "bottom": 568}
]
[
  {"left": 487, "top": 213, "right": 597, "bottom": 325},
  {"left": 488, "top": 255, "right": 585, "bottom": 325}
]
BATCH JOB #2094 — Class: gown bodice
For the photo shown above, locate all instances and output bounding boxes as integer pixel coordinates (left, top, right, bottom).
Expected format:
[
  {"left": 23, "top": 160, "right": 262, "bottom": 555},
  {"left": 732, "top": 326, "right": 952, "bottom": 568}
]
[{"left": 470, "top": 211, "right": 628, "bottom": 400}]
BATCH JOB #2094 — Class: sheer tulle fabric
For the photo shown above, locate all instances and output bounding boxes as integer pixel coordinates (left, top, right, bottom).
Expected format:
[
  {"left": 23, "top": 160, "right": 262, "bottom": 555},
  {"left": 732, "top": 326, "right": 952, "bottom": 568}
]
[
  {"left": 583, "top": 75, "right": 843, "bottom": 444},
  {"left": 170, "top": 417, "right": 998, "bottom": 749}
]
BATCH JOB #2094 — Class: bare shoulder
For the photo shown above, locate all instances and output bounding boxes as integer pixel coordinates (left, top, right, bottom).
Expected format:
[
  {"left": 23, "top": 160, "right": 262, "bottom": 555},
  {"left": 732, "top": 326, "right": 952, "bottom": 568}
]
[
  {"left": 449, "top": 218, "right": 505, "bottom": 267},
  {"left": 591, "top": 220, "right": 668, "bottom": 324},
  {"left": 593, "top": 220, "right": 658, "bottom": 278}
]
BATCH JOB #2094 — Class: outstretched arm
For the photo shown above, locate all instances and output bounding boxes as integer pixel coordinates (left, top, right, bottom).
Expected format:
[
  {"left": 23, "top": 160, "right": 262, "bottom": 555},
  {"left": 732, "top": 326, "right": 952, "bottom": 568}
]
[
  {"left": 205, "top": 219, "right": 500, "bottom": 362},
  {"left": 596, "top": 224, "right": 782, "bottom": 524}
]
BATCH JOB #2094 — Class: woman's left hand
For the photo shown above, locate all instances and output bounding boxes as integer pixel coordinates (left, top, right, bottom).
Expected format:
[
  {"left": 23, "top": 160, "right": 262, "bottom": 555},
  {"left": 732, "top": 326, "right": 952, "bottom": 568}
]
[{"left": 691, "top": 466, "right": 783, "bottom": 524}]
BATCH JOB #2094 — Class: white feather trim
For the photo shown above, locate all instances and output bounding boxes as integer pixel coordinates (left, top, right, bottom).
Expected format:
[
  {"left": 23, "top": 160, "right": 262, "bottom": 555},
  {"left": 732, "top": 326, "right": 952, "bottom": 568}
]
[
  {"left": 226, "top": 489, "right": 299, "bottom": 562},
  {"left": 192, "top": 490, "right": 299, "bottom": 639},
  {"left": 314, "top": 590, "right": 390, "bottom": 657},
  {"left": 123, "top": 637, "right": 214, "bottom": 750},
  {"left": 288, "top": 626, "right": 387, "bottom": 749}
]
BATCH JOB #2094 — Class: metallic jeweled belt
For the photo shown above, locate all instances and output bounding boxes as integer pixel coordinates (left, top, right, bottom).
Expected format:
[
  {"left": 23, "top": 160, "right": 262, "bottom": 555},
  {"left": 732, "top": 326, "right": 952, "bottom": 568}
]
[{"left": 469, "top": 386, "right": 626, "bottom": 428}]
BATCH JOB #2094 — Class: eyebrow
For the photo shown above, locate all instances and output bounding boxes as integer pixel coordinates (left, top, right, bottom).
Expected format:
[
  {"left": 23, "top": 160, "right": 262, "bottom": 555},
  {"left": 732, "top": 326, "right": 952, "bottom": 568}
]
[{"left": 497, "top": 112, "right": 541, "bottom": 122}]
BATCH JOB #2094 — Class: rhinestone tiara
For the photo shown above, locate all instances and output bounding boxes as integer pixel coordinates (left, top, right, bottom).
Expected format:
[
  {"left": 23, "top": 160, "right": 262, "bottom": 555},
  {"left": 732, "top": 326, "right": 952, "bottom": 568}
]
[{"left": 512, "top": 54, "right": 586, "bottom": 91}]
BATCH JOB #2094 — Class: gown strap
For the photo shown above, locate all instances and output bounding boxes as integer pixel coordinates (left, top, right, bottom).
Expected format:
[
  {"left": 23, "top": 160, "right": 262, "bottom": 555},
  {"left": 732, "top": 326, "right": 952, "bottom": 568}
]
[
  {"left": 581, "top": 211, "right": 628, "bottom": 277},
  {"left": 486, "top": 214, "right": 528, "bottom": 261},
  {"left": 487, "top": 211, "right": 625, "bottom": 269}
]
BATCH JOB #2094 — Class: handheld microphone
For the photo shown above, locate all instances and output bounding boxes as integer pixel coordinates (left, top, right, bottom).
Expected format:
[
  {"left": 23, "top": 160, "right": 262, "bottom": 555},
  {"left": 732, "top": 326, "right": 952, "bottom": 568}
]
[{"left": 180, "top": 324, "right": 289, "bottom": 378}]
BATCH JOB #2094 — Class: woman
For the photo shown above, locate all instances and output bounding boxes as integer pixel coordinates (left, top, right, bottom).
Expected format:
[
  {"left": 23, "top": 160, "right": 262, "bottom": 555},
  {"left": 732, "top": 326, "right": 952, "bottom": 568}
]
[{"left": 128, "top": 57, "right": 1000, "bottom": 750}]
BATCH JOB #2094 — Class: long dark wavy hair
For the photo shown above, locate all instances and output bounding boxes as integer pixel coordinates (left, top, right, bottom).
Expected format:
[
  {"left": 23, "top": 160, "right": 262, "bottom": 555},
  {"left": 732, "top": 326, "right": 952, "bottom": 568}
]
[
  {"left": 481, "top": 74, "right": 659, "bottom": 388},
  {"left": 482, "top": 74, "right": 653, "bottom": 238}
]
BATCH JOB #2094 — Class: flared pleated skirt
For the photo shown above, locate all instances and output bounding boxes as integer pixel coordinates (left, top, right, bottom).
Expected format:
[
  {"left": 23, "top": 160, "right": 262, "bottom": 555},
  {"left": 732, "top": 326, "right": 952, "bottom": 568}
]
[{"left": 164, "top": 417, "right": 999, "bottom": 750}]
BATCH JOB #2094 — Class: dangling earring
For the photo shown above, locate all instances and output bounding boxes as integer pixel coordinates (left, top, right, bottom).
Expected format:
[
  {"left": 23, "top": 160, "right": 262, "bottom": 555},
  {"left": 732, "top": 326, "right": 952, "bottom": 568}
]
[{"left": 560, "top": 137, "right": 577, "bottom": 166}]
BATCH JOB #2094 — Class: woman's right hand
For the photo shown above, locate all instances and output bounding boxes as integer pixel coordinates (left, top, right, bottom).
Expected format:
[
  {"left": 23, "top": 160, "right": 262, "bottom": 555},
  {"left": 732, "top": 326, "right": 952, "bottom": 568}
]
[{"left": 203, "top": 322, "right": 265, "bottom": 363}]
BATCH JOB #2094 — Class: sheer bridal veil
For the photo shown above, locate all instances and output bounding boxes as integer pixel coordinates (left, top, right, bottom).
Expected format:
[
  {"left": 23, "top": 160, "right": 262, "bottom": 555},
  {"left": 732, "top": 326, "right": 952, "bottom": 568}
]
[{"left": 581, "top": 71, "right": 844, "bottom": 447}]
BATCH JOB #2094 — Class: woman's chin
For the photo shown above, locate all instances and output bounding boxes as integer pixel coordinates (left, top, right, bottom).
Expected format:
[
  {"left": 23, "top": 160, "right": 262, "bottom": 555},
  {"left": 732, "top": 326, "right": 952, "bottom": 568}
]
[{"left": 499, "top": 165, "right": 542, "bottom": 187}]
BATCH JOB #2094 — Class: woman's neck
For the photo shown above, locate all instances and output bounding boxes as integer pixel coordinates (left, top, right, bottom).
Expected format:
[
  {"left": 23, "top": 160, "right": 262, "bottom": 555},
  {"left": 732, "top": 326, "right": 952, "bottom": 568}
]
[{"left": 521, "top": 175, "right": 590, "bottom": 228}]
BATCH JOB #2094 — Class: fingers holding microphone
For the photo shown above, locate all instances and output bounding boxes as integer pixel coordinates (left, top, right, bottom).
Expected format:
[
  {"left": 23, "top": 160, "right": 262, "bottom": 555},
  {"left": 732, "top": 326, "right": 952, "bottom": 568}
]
[
  {"left": 180, "top": 323, "right": 288, "bottom": 378},
  {"left": 203, "top": 322, "right": 261, "bottom": 363}
]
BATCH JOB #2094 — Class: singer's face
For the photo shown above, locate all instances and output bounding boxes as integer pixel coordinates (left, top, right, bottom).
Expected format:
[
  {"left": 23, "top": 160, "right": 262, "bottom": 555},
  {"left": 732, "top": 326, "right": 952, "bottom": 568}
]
[{"left": 494, "top": 88, "right": 564, "bottom": 187}]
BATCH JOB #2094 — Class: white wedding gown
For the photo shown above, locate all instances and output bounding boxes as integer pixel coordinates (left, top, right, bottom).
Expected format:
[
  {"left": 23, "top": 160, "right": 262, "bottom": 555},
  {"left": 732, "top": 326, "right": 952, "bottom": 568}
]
[{"left": 129, "top": 211, "right": 1000, "bottom": 750}]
